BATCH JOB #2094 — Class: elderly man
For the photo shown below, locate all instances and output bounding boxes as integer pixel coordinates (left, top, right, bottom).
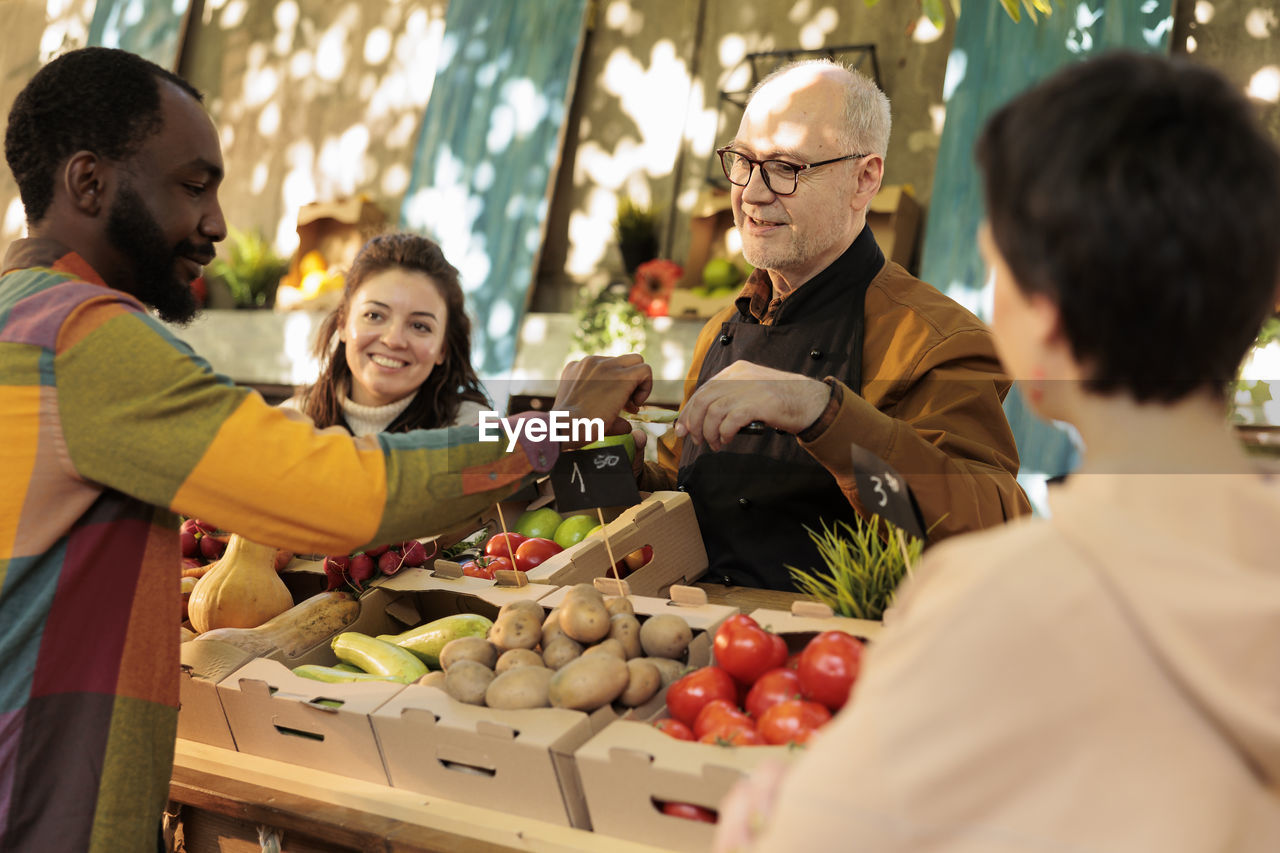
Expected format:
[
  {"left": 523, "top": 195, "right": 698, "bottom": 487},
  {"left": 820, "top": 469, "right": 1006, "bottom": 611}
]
[{"left": 639, "top": 60, "right": 1029, "bottom": 590}]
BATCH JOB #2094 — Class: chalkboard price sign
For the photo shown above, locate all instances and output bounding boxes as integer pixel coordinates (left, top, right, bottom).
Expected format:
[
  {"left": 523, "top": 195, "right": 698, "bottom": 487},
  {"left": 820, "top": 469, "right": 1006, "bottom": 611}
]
[
  {"left": 549, "top": 446, "right": 642, "bottom": 512},
  {"left": 849, "top": 444, "right": 928, "bottom": 541}
]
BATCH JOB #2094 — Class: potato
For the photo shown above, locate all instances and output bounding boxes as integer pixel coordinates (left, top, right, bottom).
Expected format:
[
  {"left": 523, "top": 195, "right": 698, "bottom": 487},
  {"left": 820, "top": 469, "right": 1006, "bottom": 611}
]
[
  {"left": 439, "top": 636, "right": 498, "bottom": 671},
  {"left": 495, "top": 648, "right": 545, "bottom": 674},
  {"left": 415, "top": 670, "right": 447, "bottom": 688},
  {"left": 639, "top": 614, "right": 693, "bottom": 659},
  {"left": 564, "top": 582, "right": 603, "bottom": 603},
  {"left": 443, "top": 660, "right": 494, "bottom": 705},
  {"left": 608, "top": 613, "right": 643, "bottom": 659},
  {"left": 485, "top": 666, "right": 554, "bottom": 710},
  {"left": 548, "top": 654, "right": 629, "bottom": 711},
  {"left": 541, "top": 635, "right": 584, "bottom": 670},
  {"left": 560, "top": 596, "right": 611, "bottom": 644},
  {"left": 581, "top": 637, "right": 626, "bottom": 660},
  {"left": 618, "top": 658, "right": 661, "bottom": 707},
  {"left": 604, "top": 596, "right": 634, "bottom": 617},
  {"left": 499, "top": 598, "right": 545, "bottom": 622},
  {"left": 541, "top": 608, "right": 568, "bottom": 647},
  {"left": 488, "top": 610, "right": 541, "bottom": 651},
  {"left": 642, "top": 656, "right": 687, "bottom": 686}
]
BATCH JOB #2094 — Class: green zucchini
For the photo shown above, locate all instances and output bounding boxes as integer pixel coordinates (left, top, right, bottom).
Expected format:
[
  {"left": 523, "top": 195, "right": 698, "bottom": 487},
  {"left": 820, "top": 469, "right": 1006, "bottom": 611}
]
[
  {"left": 292, "top": 663, "right": 400, "bottom": 684},
  {"left": 378, "top": 613, "right": 494, "bottom": 668},
  {"left": 331, "top": 631, "right": 428, "bottom": 683}
]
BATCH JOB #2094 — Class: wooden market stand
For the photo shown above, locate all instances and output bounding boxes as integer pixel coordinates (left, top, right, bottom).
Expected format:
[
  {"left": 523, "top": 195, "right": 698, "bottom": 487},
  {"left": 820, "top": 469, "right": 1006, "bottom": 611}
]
[{"left": 167, "top": 584, "right": 807, "bottom": 852}]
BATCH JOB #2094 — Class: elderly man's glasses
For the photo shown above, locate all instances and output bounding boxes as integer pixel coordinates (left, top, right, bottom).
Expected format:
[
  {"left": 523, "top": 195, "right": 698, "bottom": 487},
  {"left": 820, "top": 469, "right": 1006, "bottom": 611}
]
[{"left": 716, "top": 147, "right": 867, "bottom": 196}]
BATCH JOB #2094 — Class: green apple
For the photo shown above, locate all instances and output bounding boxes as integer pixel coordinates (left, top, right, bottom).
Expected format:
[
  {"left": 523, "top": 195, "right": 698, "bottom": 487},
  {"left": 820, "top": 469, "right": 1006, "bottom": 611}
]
[
  {"left": 553, "top": 514, "right": 600, "bottom": 549},
  {"left": 583, "top": 432, "right": 636, "bottom": 462},
  {"left": 514, "top": 507, "right": 563, "bottom": 540},
  {"left": 702, "top": 257, "right": 742, "bottom": 292}
]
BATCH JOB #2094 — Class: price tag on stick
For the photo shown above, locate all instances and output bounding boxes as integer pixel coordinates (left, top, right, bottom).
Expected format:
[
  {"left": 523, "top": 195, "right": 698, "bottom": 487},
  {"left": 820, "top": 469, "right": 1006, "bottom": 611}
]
[
  {"left": 549, "top": 446, "right": 641, "bottom": 513},
  {"left": 849, "top": 444, "right": 928, "bottom": 541}
]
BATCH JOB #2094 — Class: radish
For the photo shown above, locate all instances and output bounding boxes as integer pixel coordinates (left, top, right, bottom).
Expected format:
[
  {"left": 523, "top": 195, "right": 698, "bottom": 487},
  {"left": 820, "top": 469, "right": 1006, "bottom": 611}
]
[
  {"left": 323, "top": 555, "right": 350, "bottom": 591},
  {"left": 348, "top": 553, "right": 376, "bottom": 588},
  {"left": 401, "top": 540, "right": 429, "bottom": 567},
  {"left": 199, "top": 535, "right": 227, "bottom": 560},
  {"left": 378, "top": 549, "right": 406, "bottom": 576}
]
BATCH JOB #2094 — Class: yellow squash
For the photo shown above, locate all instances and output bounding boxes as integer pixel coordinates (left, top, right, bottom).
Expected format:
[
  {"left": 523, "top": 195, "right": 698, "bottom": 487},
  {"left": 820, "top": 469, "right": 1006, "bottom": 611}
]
[{"left": 188, "top": 534, "right": 294, "bottom": 633}]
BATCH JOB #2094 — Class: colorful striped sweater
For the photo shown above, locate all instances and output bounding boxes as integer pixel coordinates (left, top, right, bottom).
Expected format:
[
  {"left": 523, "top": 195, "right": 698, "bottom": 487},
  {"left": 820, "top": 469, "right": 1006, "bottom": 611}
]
[{"left": 0, "top": 239, "right": 541, "bottom": 851}]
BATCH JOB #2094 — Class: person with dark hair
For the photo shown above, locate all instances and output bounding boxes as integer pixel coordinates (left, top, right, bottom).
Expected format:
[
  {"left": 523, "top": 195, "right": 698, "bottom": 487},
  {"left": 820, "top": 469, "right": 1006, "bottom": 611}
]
[
  {"left": 0, "top": 48, "right": 650, "bottom": 851},
  {"left": 288, "top": 232, "right": 489, "bottom": 435},
  {"left": 714, "top": 52, "right": 1280, "bottom": 852},
  {"left": 637, "top": 59, "right": 1029, "bottom": 591}
]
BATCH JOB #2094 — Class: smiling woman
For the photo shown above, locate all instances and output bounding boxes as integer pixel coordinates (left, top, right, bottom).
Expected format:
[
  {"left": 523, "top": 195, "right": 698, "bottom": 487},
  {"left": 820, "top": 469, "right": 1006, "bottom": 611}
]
[{"left": 285, "top": 232, "right": 488, "bottom": 435}]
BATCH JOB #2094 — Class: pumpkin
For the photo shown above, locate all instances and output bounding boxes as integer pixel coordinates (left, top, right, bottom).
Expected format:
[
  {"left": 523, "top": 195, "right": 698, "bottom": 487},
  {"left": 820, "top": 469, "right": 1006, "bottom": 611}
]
[{"left": 187, "top": 534, "right": 295, "bottom": 633}]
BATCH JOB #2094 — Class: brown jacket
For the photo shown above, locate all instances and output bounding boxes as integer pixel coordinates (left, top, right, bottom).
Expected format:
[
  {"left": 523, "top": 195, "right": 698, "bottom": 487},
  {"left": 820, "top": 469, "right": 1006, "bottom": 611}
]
[{"left": 642, "top": 259, "right": 1030, "bottom": 542}]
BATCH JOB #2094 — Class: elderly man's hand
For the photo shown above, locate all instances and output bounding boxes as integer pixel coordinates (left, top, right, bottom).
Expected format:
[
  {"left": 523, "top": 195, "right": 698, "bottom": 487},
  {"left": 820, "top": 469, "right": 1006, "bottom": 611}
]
[
  {"left": 553, "top": 353, "right": 653, "bottom": 446},
  {"left": 675, "top": 360, "right": 830, "bottom": 451}
]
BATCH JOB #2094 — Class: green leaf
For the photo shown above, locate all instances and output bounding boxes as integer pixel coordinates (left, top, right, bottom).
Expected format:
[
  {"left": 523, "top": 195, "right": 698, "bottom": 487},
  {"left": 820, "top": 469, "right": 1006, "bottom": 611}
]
[
  {"left": 785, "top": 515, "right": 922, "bottom": 622},
  {"left": 923, "top": 0, "right": 946, "bottom": 30},
  {"left": 863, "top": 0, "right": 882, "bottom": 7}
]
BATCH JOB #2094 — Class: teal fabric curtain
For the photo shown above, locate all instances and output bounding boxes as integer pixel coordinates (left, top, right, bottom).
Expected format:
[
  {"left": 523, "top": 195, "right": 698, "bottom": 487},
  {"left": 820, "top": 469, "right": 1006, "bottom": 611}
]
[
  {"left": 400, "top": 0, "right": 589, "bottom": 399},
  {"left": 920, "top": 0, "right": 1174, "bottom": 504},
  {"left": 88, "top": 0, "right": 190, "bottom": 69}
]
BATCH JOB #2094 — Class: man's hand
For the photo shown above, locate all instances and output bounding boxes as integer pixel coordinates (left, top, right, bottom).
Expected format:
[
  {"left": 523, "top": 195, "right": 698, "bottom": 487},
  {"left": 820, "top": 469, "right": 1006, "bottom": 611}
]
[
  {"left": 675, "top": 360, "right": 830, "bottom": 451},
  {"left": 553, "top": 353, "right": 653, "bottom": 447}
]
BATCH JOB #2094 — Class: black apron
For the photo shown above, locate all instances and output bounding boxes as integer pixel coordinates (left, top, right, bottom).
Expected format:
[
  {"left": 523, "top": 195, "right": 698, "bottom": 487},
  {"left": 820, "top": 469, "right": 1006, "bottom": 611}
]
[{"left": 678, "top": 233, "right": 883, "bottom": 590}]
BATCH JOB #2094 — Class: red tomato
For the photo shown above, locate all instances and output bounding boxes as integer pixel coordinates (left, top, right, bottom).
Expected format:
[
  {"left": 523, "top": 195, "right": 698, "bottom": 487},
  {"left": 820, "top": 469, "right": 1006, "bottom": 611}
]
[
  {"left": 744, "top": 667, "right": 803, "bottom": 720},
  {"left": 693, "top": 698, "right": 750, "bottom": 740},
  {"left": 757, "top": 699, "right": 831, "bottom": 745},
  {"left": 461, "top": 556, "right": 512, "bottom": 580},
  {"left": 660, "top": 802, "right": 717, "bottom": 823},
  {"left": 484, "top": 532, "right": 527, "bottom": 560},
  {"left": 797, "top": 631, "right": 864, "bottom": 712},
  {"left": 785, "top": 649, "right": 803, "bottom": 671},
  {"left": 513, "top": 537, "right": 563, "bottom": 572},
  {"left": 665, "top": 666, "right": 737, "bottom": 728},
  {"left": 698, "top": 724, "right": 766, "bottom": 746},
  {"left": 653, "top": 718, "right": 694, "bottom": 741},
  {"left": 713, "top": 613, "right": 788, "bottom": 686}
]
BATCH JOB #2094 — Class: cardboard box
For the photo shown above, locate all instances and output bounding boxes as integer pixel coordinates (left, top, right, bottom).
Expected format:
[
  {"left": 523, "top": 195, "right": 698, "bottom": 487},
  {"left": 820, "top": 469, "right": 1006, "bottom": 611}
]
[
  {"left": 372, "top": 685, "right": 612, "bottom": 828},
  {"left": 215, "top": 582, "right": 556, "bottom": 780},
  {"left": 177, "top": 665, "right": 239, "bottom": 750},
  {"left": 575, "top": 602, "right": 880, "bottom": 851},
  {"left": 370, "top": 586, "right": 731, "bottom": 829},
  {"left": 488, "top": 490, "right": 708, "bottom": 597},
  {"left": 867, "top": 184, "right": 922, "bottom": 272},
  {"left": 216, "top": 657, "right": 405, "bottom": 784}
]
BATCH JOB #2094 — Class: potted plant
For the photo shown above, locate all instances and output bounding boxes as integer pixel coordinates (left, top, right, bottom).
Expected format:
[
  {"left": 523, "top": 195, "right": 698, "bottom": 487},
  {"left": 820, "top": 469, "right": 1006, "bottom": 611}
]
[
  {"left": 615, "top": 196, "right": 659, "bottom": 276},
  {"left": 206, "top": 228, "right": 290, "bottom": 309}
]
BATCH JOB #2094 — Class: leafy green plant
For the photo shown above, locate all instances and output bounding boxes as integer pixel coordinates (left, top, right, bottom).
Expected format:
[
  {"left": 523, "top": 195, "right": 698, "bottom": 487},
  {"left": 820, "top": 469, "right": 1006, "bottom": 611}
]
[
  {"left": 570, "top": 281, "right": 648, "bottom": 359},
  {"left": 786, "top": 515, "right": 924, "bottom": 621},
  {"left": 206, "top": 228, "right": 289, "bottom": 309},
  {"left": 615, "top": 196, "right": 659, "bottom": 275},
  {"left": 865, "top": 0, "right": 1054, "bottom": 30}
]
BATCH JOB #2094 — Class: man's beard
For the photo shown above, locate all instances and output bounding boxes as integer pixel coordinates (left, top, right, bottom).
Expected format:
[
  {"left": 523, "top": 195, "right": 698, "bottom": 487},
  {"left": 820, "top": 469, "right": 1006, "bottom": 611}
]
[{"left": 105, "top": 184, "right": 200, "bottom": 324}]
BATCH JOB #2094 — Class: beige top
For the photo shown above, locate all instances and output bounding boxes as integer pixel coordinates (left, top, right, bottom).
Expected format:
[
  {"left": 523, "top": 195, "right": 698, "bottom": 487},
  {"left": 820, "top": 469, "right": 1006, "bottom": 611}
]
[{"left": 751, "top": 471, "right": 1280, "bottom": 852}]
